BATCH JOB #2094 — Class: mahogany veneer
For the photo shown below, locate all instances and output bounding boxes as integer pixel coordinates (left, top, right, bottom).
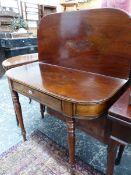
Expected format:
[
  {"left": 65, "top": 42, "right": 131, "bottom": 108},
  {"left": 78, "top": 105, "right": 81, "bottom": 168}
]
[
  {"left": 2, "top": 53, "right": 38, "bottom": 70},
  {"left": 6, "top": 8, "right": 131, "bottom": 175},
  {"left": 7, "top": 62, "right": 128, "bottom": 118}
]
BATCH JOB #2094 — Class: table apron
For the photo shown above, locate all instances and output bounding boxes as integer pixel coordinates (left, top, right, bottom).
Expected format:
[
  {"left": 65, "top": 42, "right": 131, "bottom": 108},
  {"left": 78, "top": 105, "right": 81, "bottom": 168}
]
[
  {"left": 11, "top": 80, "right": 109, "bottom": 119},
  {"left": 12, "top": 81, "right": 62, "bottom": 113}
]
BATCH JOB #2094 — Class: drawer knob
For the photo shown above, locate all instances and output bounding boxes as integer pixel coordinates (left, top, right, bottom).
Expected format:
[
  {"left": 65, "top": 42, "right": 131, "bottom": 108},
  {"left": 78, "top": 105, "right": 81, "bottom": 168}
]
[{"left": 28, "top": 90, "right": 32, "bottom": 94}]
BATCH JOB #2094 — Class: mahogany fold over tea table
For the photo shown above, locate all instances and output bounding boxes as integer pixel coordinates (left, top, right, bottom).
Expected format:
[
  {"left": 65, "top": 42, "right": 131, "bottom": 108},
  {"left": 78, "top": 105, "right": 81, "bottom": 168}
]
[
  {"left": 7, "top": 62, "right": 129, "bottom": 175},
  {"left": 6, "top": 8, "right": 131, "bottom": 175}
]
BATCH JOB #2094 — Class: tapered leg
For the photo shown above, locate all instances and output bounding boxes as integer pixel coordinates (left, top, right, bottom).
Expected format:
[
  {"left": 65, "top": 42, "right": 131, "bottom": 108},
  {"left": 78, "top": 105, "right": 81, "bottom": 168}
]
[
  {"left": 115, "top": 145, "right": 125, "bottom": 165},
  {"left": 106, "top": 136, "right": 127, "bottom": 175},
  {"left": 106, "top": 136, "right": 118, "bottom": 175},
  {"left": 66, "top": 117, "right": 75, "bottom": 167},
  {"left": 11, "top": 89, "right": 26, "bottom": 141},
  {"left": 40, "top": 104, "right": 45, "bottom": 119}
]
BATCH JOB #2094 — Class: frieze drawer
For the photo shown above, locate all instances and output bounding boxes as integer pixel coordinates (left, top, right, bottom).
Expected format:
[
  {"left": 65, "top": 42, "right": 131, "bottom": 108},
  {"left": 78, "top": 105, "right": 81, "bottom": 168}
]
[{"left": 12, "top": 81, "right": 62, "bottom": 112}]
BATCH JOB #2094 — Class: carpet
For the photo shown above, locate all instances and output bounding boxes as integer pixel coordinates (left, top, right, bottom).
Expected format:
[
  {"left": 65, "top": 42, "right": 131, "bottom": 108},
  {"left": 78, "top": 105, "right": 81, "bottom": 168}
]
[{"left": 0, "top": 130, "right": 103, "bottom": 175}]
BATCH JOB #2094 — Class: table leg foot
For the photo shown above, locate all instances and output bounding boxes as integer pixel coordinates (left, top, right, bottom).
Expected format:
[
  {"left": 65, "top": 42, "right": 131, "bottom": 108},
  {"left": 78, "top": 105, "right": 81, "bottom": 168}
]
[
  {"left": 29, "top": 98, "right": 32, "bottom": 104},
  {"left": 40, "top": 104, "right": 45, "bottom": 119},
  {"left": 69, "top": 165, "right": 76, "bottom": 175}
]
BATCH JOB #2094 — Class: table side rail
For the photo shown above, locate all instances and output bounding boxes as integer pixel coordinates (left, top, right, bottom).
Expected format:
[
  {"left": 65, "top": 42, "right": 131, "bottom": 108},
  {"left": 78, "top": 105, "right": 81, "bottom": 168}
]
[{"left": 12, "top": 81, "right": 62, "bottom": 112}]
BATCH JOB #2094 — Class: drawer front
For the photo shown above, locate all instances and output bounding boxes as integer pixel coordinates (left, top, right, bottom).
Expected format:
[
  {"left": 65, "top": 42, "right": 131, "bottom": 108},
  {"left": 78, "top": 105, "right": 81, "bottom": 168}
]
[
  {"left": 12, "top": 81, "right": 62, "bottom": 112},
  {"left": 112, "top": 121, "right": 131, "bottom": 143}
]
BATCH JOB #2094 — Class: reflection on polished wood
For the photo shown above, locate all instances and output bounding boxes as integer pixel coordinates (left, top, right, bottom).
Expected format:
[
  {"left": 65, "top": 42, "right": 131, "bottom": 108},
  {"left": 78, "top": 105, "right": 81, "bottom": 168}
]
[
  {"left": 2, "top": 53, "right": 38, "bottom": 70},
  {"left": 6, "top": 8, "right": 131, "bottom": 175},
  {"left": 6, "top": 62, "right": 128, "bottom": 119}
]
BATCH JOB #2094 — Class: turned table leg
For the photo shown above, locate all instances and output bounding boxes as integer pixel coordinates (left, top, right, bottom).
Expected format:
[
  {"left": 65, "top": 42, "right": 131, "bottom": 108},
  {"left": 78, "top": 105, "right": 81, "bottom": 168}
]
[
  {"left": 106, "top": 136, "right": 126, "bottom": 175},
  {"left": 107, "top": 136, "right": 118, "bottom": 175},
  {"left": 12, "top": 90, "right": 26, "bottom": 141},
  {"left": 8, "top": 79, "right": 26, "bottom": 141},
  {"left": 66, "top": 117, "right": 75, "bottom": 167}
]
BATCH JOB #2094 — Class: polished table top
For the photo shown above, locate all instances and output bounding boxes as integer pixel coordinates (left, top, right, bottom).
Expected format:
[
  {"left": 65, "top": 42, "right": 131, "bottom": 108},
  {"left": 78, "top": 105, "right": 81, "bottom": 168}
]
[
  {"left": 7, "top": 62, "right": 127, "bottom": 104},
  {"left": 2, "top": 53, "right": 38, "bottom": 69}
]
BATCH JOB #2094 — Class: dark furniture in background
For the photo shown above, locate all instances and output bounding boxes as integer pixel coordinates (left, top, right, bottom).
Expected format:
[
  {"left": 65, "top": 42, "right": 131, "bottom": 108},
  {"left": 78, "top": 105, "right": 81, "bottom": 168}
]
[
  {"left": 0, "top": 37, "right": 37, "bottom": 77},
  {"left": 6, "top": 8, "right": 131, "bottom": 175},
  {"left": 0, "top": 1, "right": 57, "bottom": 77},
  {"left": 107, "top": 88, "right": 131, "bottom": 175},
  {"left": 0, "top": 37, "right": 37, "bottom": 58},
  {"left": 0, "top": 47, "right": 5, "bottom": 76}
]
